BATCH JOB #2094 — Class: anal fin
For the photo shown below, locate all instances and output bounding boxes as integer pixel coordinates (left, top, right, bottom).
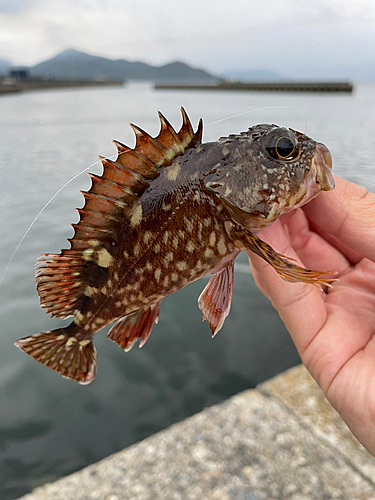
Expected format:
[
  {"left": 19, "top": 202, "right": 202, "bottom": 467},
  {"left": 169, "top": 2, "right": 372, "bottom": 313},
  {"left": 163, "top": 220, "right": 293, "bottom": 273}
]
[
  {"left": 198, "top": 261, "right": 234, "bottom": 337},
  {"left": 108, "top": 303, "right": 160, "bottom": 351}
]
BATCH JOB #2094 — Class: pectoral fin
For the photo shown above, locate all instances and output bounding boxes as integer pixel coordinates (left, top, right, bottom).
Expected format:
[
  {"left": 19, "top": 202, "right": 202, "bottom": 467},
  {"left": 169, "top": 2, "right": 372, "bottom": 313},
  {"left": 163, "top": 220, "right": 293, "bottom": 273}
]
[
  {"left": 198, "top": 261, "right": 234, "bottom": 337},
  {"left": 233, "top": 226, "right": 336, "bottom": 287}
]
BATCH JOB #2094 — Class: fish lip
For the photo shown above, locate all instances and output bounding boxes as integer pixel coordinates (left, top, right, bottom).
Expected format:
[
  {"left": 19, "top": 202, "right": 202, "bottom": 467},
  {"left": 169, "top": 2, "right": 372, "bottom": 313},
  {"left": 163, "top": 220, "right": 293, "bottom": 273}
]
[{"left": 314, "top": 143, "right": 335, "bottom": 191}]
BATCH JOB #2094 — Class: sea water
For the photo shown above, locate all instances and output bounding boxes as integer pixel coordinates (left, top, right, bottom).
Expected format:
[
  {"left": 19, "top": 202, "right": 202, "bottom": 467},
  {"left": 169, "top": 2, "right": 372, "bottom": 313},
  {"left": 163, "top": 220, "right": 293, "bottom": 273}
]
[{"left": 1, "top": 82, "right": 375, "bottom": 499}]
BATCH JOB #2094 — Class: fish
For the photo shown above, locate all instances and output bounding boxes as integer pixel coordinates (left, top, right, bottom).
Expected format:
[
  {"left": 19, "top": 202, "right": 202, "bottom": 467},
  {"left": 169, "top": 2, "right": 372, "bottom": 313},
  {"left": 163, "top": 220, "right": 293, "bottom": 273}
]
[{"left": 15, "top": 108, "right": 335, "bottom": 384}]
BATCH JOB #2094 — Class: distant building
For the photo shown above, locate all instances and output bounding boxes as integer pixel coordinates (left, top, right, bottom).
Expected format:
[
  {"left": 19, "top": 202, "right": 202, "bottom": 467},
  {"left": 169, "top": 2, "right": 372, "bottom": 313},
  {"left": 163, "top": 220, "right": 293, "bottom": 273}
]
[{"left": 9, "top": 68, "right": 29, "bottom": 80}]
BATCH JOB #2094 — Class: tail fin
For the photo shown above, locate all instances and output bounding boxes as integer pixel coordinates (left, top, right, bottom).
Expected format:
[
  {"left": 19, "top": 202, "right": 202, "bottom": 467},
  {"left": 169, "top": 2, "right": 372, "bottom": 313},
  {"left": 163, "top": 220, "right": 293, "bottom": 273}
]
[{"left": 15, "top": 324, "right": 97, "bottom": 384}]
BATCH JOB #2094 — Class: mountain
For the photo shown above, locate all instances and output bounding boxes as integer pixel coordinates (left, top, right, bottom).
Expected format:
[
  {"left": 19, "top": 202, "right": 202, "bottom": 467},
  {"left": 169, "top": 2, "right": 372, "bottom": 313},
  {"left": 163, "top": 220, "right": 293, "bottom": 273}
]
[
  {"left": 0, "top": 58, "right": 11, "bottom": 75},
  {"left": 30, "top": 48, "right": 218, "bottom": 82}
]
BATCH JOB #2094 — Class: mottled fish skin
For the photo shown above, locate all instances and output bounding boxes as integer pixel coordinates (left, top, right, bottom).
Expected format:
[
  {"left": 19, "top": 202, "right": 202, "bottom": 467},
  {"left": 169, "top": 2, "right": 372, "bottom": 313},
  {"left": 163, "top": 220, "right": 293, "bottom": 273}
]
[{"left": 15, "top": 110, "right": 335, "bottom": 384}]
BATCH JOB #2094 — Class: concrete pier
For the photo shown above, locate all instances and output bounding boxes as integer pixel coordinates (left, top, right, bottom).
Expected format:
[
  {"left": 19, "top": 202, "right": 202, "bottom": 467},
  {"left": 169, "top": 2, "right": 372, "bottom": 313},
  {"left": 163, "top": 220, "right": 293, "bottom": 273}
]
[
  {"left": 0, "top": 79, "right": 124, "bottom": 95},
  {"left": 18, "top": 365, "right": 375, "bottom": 500},
  {"left": 155, "top": 81, "right": 354, "bottom": 93}
]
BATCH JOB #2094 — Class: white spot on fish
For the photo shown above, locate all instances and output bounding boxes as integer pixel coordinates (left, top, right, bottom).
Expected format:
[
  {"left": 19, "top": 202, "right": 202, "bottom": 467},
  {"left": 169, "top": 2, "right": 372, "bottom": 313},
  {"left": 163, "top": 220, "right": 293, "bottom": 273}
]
[
  {"left": 209, "top": 231, "right": 216, "bottom": 247},
  {"left": 133, "top": 242, "right": 141, "bottom": 257},
  {"left": 80, "top": 339, "right": 91, "bottom": 347},
  {"left": 204, "top": 248, "right": 215, "bottom": 259},
  {"left": 83, "top": 248, "right": 94, "bottom": 262},
  {"left": 217, "top": 237, "right": 227, "bottom": 256},
  {"left": 166, "top": 163, "right": 181, "bottom": 181},
  {"left": 75, "top": 312, "right": 84, "bottom": 324},
  {"left": 66, "top": 337, "right": 77, "bottom": 347},
  {"left": 186, "top": 241, "right": 195, "bottom": 252},
  {"left": 143, "top": 231, "right": 153, "bottom": 244},
  {"left": 97, "top": 248, "right": 113, "bottom": 268},
  {"left": 172, "top": 235, "right": 179, "bottom": 249},
  {"left": 171, "top": 273, "right": 178, "bottom": 282},
  {"left": 84, "top": 286, "right": 97, "bottom": 297},
  {"left": 130, "top": 203, "right": 143, "bottom": 227},
  {"left": 176, "top": 261, "right": 187, "bottom": 271},
  {"left": 154, "top": 243, "right": 161, "bottom": 253},
  {"left": 184, "top": 217, "right": 194, "bottom": 233},
  {"left": 163, "top": 231, "right": 170, "bottom": 245},
  {"left": 164, "top": 252, "right": 174, "bottom": 267},
  {"left": 154, "top": 268, "right": 161, "bottom": 282},
  {"left": 162, "top": 202, "right": 172, "bottom": 211},
  {"left": 195, "top": 260, "right": 204, "bottom": 271}
]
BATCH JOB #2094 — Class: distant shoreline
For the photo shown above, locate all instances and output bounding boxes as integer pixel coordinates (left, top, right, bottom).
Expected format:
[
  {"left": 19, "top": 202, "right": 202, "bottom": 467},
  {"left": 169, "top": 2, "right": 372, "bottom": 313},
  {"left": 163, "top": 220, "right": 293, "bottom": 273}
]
[{"left": 0, "top": 78, "right": 124, "bottom": 95}]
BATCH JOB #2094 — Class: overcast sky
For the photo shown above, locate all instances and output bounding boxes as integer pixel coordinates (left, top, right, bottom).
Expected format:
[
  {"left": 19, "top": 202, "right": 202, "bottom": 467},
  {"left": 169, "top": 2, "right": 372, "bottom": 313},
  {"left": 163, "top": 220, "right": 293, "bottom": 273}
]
[{"left": 1, "top": 0, "right": 375, "bottom": 78}]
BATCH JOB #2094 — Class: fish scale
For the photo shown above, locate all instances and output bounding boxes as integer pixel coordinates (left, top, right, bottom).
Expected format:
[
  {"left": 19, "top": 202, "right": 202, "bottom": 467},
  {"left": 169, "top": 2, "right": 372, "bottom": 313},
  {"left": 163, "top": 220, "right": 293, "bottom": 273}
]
[{"left": 15, "top": 108, "right": 335, "bottom": 384}]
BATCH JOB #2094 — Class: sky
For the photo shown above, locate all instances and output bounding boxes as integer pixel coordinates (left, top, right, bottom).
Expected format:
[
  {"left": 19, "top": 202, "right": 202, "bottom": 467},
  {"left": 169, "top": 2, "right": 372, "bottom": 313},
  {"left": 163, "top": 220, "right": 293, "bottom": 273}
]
[{"left": 1, "top": 0, "right": 375, "bottom": 79}]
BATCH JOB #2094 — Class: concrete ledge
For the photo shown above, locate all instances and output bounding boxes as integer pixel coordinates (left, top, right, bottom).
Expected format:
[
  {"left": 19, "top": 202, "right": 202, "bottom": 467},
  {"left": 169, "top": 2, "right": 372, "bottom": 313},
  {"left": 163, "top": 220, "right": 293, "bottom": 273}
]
[{"left": 18, "top": 365, "right": 375, "bottom": 500}]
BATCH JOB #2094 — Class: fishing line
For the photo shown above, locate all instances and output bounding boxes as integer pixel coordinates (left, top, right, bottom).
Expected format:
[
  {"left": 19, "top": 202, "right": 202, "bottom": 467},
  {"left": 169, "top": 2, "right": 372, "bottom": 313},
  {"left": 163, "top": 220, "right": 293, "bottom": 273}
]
[
  {"left": 205, "top": 105, "right": 307, "bottom": 133},
  {"left": 0, "top": 104, "right": 306, "bottom": 286},
  {"left": 0, "top": 156, "right": 116, "bottom": 287}
]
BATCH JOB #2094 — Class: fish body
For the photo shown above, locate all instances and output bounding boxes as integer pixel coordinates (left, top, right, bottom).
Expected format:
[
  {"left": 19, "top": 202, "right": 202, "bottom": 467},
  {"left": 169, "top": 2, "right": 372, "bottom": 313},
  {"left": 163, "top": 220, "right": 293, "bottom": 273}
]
[{"left": 16, "top": 109, "right": 335, "bottom": 383}]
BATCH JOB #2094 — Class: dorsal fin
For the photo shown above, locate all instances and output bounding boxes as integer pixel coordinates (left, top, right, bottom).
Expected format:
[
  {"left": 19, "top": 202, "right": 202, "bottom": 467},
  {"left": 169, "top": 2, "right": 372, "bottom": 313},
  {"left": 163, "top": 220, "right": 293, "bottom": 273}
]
[
  {"left": 74, "top": 107, "right": 202, "bottom": 247},
  {"left": 38, "top": 109, "right": 202, "bottom": 317},
  {"left": 65, "top": 108, "right": 202, "bottom": 255}
]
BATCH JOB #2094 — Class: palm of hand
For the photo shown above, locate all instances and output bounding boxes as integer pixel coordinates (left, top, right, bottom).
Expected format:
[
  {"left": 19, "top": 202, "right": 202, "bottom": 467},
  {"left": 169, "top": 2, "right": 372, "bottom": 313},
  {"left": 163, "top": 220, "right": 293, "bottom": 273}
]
[{"left": 248, "top": 198, "right": 375, "bottom": 455}]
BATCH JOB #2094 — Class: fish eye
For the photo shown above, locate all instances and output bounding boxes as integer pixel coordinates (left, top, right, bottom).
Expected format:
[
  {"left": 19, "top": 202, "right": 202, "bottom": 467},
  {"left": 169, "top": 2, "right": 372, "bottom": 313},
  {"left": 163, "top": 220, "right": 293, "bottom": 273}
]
[
  {"left": 275, "top": 137, "right": 296, "bottom": 159},
  {"left": 265, "top": 130, "right": 299, "bottom": 161}
]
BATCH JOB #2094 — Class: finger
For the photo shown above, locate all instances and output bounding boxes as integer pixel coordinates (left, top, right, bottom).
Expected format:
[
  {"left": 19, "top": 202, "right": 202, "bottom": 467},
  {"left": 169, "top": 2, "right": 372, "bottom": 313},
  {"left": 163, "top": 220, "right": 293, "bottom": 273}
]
[
  {"left": 302, "top": 175, "right": 375, "bottom": 262},
  {"left": 247, "top": 220, "right": 328, "bottom": 355},
  {"left": 280, "top": 209, "right": 351, "bottom": 274}
]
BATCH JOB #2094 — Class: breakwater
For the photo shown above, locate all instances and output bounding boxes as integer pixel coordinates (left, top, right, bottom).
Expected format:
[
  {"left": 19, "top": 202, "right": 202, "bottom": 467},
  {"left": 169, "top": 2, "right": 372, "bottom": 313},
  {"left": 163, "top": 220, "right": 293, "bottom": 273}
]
[
  {"left": 155, "top": 81, "right": 354, "bottom": 93},
  {"left": 18, "top": 365, "right": 375, "bottom": 500},
  {"left": 0, "top": 79, "right": 124, "bottom": 95}
]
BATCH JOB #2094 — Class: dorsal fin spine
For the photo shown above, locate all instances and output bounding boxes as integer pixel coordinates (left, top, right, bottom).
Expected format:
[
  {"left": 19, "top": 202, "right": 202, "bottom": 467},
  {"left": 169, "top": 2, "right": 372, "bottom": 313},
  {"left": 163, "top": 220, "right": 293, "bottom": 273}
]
[
  {"left": 103, "top": 156, "right": 152, "bottom": 185},
  {"left": 82, "top": 191, "right": 128, "bottom": 208},
  {"left": 179, "top": 107, "right": 194, "bottom": 135},
  {"left": 130, "top": 123, "right": 167, "bottom": 154},
  {"left": 89, "top": 173, "right": 140, "bottom": 198},
  {"left": 77, "top": 208, "right": 122, "bottom": 222},
  {"left": 158, "top": 111, "right": 183, "bottom": 146}
]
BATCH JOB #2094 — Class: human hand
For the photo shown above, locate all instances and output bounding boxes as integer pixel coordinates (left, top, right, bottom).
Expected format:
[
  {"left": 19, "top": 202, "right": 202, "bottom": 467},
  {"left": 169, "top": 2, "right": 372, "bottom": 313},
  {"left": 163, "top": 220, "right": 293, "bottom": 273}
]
[{"left": 247, "top": 175, "right": 375, "bottom": 456}]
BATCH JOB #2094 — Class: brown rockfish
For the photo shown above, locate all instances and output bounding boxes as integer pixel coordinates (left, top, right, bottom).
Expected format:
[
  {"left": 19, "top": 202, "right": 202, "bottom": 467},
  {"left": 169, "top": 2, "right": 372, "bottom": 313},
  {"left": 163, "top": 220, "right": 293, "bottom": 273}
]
[{"left": 15, "top": 108, "right": 335, "bottom": 384}]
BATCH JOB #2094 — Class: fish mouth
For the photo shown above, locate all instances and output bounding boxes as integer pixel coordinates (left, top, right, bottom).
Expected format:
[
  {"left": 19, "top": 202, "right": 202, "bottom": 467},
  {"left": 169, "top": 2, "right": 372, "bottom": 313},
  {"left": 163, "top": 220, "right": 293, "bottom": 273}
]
[{"left": 313, "top": 143, "right": 335, "bottom": 192}]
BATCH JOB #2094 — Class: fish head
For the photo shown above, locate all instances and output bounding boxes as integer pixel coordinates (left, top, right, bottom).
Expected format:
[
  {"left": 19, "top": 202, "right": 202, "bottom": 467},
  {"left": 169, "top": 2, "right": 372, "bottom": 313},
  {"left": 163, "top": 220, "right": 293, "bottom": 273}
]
[{"left": 204, "top": 124, "right": 334, "bottom": 230}]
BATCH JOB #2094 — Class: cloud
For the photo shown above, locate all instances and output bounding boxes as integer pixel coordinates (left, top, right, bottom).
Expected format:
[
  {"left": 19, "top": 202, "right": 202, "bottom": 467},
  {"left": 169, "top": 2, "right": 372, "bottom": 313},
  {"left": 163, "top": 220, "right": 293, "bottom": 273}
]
[{"left": 1, "top": 0, "right": 375, "bottom": 77}]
